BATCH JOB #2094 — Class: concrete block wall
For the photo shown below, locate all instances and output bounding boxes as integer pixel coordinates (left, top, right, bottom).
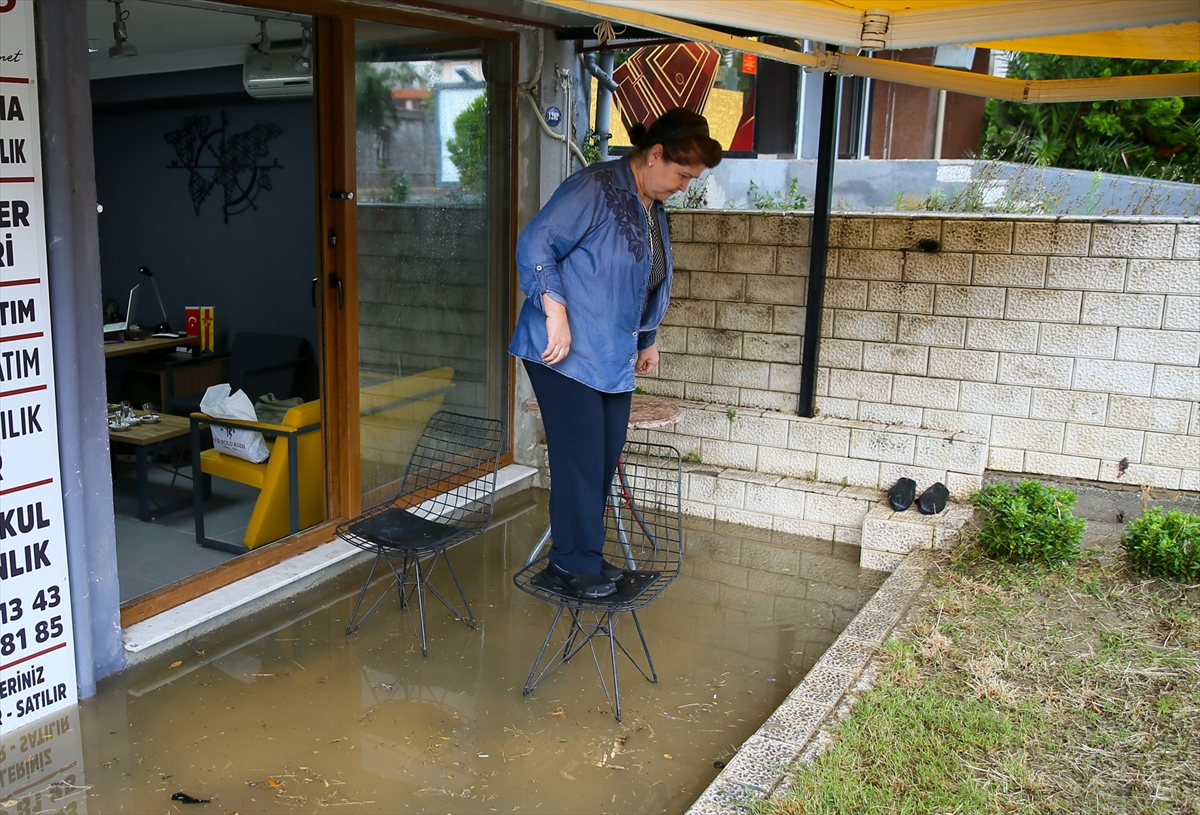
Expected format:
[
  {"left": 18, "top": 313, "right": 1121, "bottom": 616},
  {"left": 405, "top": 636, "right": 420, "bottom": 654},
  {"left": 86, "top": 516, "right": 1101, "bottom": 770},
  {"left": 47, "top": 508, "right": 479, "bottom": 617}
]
[
  {"left": 358, "top": 203, "right": 489, "bottom": 410},
  {"left": 641, "top": 212, "right": 1200, "bottom": 500}
]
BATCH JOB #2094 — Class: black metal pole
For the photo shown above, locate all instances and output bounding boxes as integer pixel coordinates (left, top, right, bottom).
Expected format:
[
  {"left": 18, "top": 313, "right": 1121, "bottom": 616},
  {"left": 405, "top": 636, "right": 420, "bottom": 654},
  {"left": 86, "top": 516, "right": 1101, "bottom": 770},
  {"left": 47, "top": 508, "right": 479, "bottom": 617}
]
[{"left": 798, "top": 69, "right": 841, "bottom": 417}]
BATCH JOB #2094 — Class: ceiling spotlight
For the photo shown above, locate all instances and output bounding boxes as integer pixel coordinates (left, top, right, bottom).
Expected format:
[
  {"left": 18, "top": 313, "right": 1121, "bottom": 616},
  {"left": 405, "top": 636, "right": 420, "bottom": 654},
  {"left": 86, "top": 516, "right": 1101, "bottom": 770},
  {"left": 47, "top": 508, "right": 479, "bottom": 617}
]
[
  {"left": 292, "top": 25, "right": 312, "bottom": 73},
  {"left": 247, "top": 16, "right": 272, "bottom": 72},
  {"left": 108, "top": 0, "right": 138, "bottom": 58}
]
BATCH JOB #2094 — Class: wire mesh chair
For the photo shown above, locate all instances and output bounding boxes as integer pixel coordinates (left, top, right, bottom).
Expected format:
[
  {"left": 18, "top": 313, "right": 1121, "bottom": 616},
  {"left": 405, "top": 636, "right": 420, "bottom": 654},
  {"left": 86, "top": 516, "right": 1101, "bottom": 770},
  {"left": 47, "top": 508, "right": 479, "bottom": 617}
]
[
  {"left": 513, "top": 441, "right": 683, "bottom": 721},
  {"left": 340, "top": 411, "right": 504, "bottom": 656}
]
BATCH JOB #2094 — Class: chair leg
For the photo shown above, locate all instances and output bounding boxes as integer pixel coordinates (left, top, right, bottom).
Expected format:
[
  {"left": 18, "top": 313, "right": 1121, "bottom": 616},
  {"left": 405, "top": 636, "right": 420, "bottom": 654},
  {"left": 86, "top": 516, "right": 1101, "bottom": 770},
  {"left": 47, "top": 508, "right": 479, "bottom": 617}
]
[
  {"left": 523, "top": 605, "right": 568, "bottom": 696},
  {"left": 629, "top": 610, "right": 658, "bottom": 683},
  {"left": 346, "top": 552, "right": 414, "bottom": 636},
  {"left": 397, "top": 556, "right": 415, "bottom": 610},
  {"left": 413, "top": 556, "right": 428, "bottom": 657},
  {"left": 523, "top": 607, "right": 649, "bottom": 722},
  {"left": 418, "top": 551, "right": 476, "bottom": 629},
  {"left": 346, "top": 552, "right": 386, "bottom": 635},
  {"left": 610, "top": 617, "right": 623, "bottom": 722},
  {"left": 582, "top": 610, "right": 623, "bottom": 722},
  {"left": 348, "top": 550, "right": 477, "bottom": 657}
]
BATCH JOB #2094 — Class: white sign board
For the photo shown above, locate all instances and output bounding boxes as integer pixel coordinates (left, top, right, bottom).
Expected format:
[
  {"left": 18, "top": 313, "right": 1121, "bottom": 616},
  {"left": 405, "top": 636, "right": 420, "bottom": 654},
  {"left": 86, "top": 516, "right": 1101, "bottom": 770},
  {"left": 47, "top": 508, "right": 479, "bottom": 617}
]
[{"left": 0, "top": 0, "right": 79, "bottom": 730}]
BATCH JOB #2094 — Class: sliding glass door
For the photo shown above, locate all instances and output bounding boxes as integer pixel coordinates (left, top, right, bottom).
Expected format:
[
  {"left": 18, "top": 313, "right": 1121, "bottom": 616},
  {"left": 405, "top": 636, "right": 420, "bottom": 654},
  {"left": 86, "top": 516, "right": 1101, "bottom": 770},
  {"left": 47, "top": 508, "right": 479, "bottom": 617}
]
[{"left": 352, "top": 21, "right": 512, "bottom": 508}]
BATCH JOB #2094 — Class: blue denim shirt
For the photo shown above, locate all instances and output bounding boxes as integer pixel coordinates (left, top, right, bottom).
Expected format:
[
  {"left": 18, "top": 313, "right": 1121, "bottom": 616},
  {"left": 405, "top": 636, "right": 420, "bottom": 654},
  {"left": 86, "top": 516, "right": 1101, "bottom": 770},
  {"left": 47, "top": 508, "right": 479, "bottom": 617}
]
[{"left": 509, "top": 157, "right": 673, "bottom": 393}]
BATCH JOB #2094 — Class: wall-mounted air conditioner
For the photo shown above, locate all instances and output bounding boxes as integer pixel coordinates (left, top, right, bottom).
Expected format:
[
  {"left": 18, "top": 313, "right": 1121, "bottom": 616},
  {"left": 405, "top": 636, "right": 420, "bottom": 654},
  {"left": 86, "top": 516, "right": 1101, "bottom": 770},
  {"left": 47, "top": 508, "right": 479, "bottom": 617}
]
[{"left": 243, "top": 46, "right": 313, "bottom": 99}]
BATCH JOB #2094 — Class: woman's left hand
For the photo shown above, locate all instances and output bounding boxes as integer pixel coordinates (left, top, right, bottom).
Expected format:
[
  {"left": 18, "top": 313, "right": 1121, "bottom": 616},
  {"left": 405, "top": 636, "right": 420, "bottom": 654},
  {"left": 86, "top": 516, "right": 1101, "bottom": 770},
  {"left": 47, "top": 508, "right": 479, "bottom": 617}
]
[{"left": 635, "top": 344, "right": 659, "bottom": 375}]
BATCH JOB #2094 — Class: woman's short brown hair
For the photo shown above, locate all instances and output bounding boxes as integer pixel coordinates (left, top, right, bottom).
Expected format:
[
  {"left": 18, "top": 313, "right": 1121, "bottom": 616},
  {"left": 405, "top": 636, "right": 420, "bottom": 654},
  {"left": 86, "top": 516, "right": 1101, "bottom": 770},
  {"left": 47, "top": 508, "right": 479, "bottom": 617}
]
[{"left": 628, "top": 107, "right": 723, "bottom": 169}]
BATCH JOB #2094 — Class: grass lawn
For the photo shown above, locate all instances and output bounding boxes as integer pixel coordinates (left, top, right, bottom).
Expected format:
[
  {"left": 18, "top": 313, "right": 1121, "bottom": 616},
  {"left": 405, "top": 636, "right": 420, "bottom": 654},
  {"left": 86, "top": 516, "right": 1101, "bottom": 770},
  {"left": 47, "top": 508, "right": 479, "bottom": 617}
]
[{"left": 761, "top": 547, "right": 1200, "bottom": 815}]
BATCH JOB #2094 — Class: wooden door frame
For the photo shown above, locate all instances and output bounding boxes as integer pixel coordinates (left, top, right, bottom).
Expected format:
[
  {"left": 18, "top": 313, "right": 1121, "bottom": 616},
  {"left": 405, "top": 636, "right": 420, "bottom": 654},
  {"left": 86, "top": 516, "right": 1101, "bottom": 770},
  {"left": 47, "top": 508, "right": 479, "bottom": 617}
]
[
  {"left": 316, "top": 14, "right": 361, "bottom": 521},
  {"left": 120, "top": 0, "right": 521, "bottom": 628}
]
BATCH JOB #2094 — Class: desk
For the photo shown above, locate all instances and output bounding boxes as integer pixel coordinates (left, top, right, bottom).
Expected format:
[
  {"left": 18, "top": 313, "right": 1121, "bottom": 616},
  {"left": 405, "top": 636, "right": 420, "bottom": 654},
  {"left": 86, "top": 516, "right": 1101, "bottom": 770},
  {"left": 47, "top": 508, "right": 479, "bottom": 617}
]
[
  {"left": 521, "top": 394, "right": 684, "bottom": 565},
  {"left": 104, "top": 334, "right": 198, "bottom": 359},
  {"left": 105, "top": 336, "right": 226, "bottom": 411},
  {"left": 109, "top": 410, "right": 209, "bottom": 521}
]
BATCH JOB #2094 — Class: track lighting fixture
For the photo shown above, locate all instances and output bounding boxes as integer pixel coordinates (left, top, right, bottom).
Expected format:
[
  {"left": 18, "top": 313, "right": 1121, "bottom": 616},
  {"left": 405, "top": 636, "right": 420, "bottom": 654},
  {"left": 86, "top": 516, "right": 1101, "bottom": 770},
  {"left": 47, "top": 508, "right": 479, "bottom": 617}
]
[
  {"left": 247, "top": 16, "right": 272, "bottom": 71},
  {"left": 292, "top": 25, "right": 312, "bottom": 73},
  {"left": 108, "top": 0, "right": 138, "bottom": 58}
]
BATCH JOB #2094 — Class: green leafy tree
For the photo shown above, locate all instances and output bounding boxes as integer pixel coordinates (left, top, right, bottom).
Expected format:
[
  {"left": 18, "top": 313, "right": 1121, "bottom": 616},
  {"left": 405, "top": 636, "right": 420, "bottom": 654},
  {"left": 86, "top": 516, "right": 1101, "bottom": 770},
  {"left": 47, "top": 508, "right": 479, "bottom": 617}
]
[
  {"left": 356, "top": 63, "right": 399, "bottom": 132},
  {"left": 981, "top": 54, "right": 1200, "bottom": 183},
  {"left": 356, "top": 63, "right": 423, "bottom": 132},
  {"left": 447, "top": 93, "right": 488, "bottom": 193}
]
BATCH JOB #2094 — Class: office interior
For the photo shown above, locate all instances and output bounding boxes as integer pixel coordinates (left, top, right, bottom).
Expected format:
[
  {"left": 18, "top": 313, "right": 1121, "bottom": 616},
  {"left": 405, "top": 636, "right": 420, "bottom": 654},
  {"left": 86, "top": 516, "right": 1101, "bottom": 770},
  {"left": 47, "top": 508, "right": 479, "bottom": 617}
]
[
  {"left": 87, "top": 0, "right": 513, "bottom": 612},
  {"left": 89, "top": 0, "right": 320, "bottom": 601}
]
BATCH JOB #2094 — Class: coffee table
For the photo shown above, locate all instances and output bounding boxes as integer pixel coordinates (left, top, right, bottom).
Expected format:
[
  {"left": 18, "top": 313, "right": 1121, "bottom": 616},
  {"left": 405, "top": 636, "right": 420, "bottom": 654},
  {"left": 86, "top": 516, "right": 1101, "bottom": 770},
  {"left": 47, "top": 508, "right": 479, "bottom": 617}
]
[
  {"left": 109, "top": 411, "right": 209, "bottom": 521},
  {"left": 520, "top": 394, "right": 684, "bottom": 566}
]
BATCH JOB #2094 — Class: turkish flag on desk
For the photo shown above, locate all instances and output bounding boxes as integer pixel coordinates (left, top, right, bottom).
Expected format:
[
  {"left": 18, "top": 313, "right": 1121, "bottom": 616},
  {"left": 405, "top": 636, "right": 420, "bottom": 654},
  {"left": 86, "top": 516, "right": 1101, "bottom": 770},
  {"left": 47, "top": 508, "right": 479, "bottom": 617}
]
[{"left": 185, "top": 306, "right": 200, "bottom": 337}]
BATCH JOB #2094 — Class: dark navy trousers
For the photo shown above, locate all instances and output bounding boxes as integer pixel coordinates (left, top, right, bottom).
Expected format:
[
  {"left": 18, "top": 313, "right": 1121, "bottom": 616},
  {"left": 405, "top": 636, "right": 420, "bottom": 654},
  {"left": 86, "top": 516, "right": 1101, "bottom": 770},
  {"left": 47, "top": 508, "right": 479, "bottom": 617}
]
[{"left": 524, "top": 360, "right": 632, "bottom": 574}]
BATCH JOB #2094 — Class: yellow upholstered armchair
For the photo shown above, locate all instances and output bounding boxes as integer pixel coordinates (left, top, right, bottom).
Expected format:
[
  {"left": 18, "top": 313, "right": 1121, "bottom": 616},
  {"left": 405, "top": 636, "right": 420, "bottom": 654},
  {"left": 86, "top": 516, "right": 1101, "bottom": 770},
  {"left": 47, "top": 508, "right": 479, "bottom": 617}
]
[{"left": 190, "top": 400, "right": 324, "bottom": 553}]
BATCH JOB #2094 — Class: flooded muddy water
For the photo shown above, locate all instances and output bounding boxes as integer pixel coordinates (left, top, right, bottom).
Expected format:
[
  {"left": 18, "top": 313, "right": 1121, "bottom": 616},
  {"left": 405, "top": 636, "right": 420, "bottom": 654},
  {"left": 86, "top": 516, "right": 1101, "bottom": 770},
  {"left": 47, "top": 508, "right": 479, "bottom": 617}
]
[{"left": 22, "top": 490, "right": 884, "bottom": 814}]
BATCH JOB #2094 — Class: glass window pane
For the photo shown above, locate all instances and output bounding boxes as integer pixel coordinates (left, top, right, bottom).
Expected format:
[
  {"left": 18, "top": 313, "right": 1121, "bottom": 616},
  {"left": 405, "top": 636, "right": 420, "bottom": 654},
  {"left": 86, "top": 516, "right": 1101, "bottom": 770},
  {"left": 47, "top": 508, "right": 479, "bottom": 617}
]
[{"left": 354, "top": 22, "right": 507, "bottom": 507}]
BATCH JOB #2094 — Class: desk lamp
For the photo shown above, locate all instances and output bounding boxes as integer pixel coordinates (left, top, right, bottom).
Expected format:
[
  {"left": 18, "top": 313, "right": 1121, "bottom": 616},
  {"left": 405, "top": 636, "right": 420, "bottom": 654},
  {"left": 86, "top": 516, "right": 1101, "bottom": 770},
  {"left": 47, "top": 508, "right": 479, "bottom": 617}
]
[{"left": 137, "top": 266, "right": 172, "bottom": 333}]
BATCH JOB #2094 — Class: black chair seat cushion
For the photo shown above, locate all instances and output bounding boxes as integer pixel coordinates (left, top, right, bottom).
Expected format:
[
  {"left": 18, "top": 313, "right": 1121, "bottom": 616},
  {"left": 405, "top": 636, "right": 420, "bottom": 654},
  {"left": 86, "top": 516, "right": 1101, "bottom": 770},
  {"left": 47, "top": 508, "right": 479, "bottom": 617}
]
[
  {"left": 169, "top": 391, "right": 205, "bottom": 418},
  {"left": 529, "top": 568, "right": 662, "bottom": 604},
  {"left": 345, "top": 508, "right": 466, "bottom": 552},
  {"left": 170, "top": 333, "right": 315, "bottom": 416}
]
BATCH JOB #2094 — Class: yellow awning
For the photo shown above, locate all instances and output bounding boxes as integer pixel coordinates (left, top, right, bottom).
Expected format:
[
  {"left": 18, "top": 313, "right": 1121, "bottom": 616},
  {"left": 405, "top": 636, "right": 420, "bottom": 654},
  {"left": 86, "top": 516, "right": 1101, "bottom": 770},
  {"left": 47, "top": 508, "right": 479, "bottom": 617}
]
[
  {"left": 532, "top": 0, "right": 1200, "bottom": 100},
  {"left": 975, "top": 23, "right": 1200, "bottom": 62}
]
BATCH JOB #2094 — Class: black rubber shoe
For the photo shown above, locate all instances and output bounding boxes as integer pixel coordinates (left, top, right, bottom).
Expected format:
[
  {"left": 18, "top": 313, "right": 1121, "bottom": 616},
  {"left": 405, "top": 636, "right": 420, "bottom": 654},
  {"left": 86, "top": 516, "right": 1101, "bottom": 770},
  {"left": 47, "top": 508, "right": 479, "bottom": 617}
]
[
  {"left": 917, "top": 482, "right": 949, "bottom": 515},
  {"left": 600, "top": 559, "right": 626, "bottom": 582},
  {"left": 545, "top": 562, "right": 617, "bottom": 599},
  {"left": 888, "top": 477, "right": 917, "bottom": 512}
]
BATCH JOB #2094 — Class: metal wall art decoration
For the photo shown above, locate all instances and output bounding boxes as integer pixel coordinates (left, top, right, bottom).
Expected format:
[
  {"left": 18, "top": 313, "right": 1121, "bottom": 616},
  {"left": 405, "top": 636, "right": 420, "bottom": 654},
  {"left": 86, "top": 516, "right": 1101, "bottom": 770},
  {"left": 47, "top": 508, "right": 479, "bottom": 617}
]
[{"left": 165, "top": 111, "right": 283, "bottom": 223}]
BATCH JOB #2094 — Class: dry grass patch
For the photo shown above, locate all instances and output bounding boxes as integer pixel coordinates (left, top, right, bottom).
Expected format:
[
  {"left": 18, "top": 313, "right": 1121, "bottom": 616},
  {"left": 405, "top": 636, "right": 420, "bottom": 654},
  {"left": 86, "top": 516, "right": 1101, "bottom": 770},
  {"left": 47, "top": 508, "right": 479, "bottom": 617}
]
[{"left": 760, "top": 549, "right": 1200, "bottom": 815}]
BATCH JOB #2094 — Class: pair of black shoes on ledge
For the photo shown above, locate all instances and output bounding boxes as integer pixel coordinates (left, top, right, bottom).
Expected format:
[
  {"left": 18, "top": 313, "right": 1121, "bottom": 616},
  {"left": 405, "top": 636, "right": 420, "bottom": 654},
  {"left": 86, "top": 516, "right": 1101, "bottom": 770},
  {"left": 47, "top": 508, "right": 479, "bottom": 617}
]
[
  {"left": 887, "top": 477, "right": 949, "bottom": 515},
  {"left": 542, "top": 559, "right": 625, "bottom": 599}
]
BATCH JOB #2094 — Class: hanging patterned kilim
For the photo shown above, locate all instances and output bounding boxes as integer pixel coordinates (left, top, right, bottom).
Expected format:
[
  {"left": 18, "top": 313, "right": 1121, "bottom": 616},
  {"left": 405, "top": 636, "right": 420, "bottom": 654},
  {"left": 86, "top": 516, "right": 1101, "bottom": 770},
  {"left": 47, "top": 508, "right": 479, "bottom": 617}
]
[{"left": 612, "top": 42, "right": 720, "bottom": 132}]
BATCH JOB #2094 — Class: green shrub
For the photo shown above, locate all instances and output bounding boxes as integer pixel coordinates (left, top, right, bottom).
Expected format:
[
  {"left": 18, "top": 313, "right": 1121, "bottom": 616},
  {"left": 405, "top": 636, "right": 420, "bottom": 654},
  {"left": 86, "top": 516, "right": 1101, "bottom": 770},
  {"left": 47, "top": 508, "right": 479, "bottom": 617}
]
[
  {"left": 748, "top": 178, "right": 808, "bottom": 210},
  {"left": 970, "top": 480, "right": 1085, "bottom": 564},
  {"left": 1120, "top": 507, "right": 1200, "bottom": 581}
]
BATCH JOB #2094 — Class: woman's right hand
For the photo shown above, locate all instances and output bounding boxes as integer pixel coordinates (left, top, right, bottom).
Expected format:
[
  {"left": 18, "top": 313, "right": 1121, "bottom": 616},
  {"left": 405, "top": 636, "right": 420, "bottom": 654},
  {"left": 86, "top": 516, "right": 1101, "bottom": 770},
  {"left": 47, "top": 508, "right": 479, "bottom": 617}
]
[{"left": 542, "top": 295, "right": 571, "bottom": 364}]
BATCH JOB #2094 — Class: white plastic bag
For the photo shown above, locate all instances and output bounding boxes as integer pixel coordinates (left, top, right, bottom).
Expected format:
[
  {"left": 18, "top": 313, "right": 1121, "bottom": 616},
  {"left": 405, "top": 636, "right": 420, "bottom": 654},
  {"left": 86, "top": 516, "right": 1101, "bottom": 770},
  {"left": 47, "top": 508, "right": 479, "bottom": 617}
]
[{"left": 200, "top": 383, "right": 270, "bottom": 463}]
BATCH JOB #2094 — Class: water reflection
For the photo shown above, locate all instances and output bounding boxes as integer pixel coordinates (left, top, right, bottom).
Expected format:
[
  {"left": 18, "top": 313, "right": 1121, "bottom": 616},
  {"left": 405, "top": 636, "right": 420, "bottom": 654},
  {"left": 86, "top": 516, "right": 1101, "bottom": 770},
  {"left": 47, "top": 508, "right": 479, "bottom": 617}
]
[
  {"left": 75, "top": 489, "right": 883, "bottom": 813},
  {"left": 0, "top": 708, "right": 86, "bottom": 814}
]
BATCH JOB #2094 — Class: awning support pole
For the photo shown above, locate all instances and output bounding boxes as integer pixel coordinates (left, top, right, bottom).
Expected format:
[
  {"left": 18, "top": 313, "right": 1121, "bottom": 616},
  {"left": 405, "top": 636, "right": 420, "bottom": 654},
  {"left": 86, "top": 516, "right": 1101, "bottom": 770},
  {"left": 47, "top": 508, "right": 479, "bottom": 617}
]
[{"left": 798, "top": 69, "right": 840, "bottom": 417}]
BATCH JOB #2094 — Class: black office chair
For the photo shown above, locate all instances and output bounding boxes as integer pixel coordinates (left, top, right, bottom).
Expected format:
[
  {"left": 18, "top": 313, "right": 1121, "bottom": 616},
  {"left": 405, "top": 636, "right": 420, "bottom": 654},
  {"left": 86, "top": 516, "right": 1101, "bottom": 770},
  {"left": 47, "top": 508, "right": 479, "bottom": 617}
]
[
  {"left": 513, "top": 441, "right": 683, "bottom": 722},
  {"left": 339, "top": 411, "right": 504, "bottom": 656},
  {"left": 166, "top": 332, "right": 316, "bottom": 416}
]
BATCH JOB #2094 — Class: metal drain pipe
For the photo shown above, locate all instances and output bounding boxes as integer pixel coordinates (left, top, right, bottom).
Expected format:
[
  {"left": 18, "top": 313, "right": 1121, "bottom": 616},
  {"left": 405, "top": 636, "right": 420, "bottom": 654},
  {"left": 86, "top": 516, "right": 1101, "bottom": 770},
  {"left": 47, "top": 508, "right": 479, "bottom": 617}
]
[
  {"left": 798, "top": 67, "right": 841, "bottom": 417},
  {"left": 584, "top": 51, "right": 619, "bottom": 159}
]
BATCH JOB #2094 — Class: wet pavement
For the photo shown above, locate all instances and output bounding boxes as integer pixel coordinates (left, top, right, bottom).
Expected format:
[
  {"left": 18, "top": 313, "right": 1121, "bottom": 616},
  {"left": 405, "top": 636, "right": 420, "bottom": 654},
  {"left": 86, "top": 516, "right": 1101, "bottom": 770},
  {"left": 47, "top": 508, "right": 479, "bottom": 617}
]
[{"left": 5, "top": 489, "right": 885, "bottom": 814}]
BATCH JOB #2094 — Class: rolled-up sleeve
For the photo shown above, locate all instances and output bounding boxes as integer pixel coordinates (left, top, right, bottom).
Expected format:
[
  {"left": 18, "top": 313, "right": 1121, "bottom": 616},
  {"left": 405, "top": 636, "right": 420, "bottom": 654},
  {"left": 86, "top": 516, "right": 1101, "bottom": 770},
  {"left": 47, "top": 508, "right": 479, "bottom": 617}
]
[{"left": 515, "top": 173, "right": 601, "bottom": 313}]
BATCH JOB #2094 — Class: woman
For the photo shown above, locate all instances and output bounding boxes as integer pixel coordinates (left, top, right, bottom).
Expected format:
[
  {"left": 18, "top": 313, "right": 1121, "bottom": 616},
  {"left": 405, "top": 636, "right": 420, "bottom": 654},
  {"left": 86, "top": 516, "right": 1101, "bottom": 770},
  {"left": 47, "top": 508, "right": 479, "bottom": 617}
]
[{"left": 510, "top": 107, "right": 723, "bottom": 599}]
